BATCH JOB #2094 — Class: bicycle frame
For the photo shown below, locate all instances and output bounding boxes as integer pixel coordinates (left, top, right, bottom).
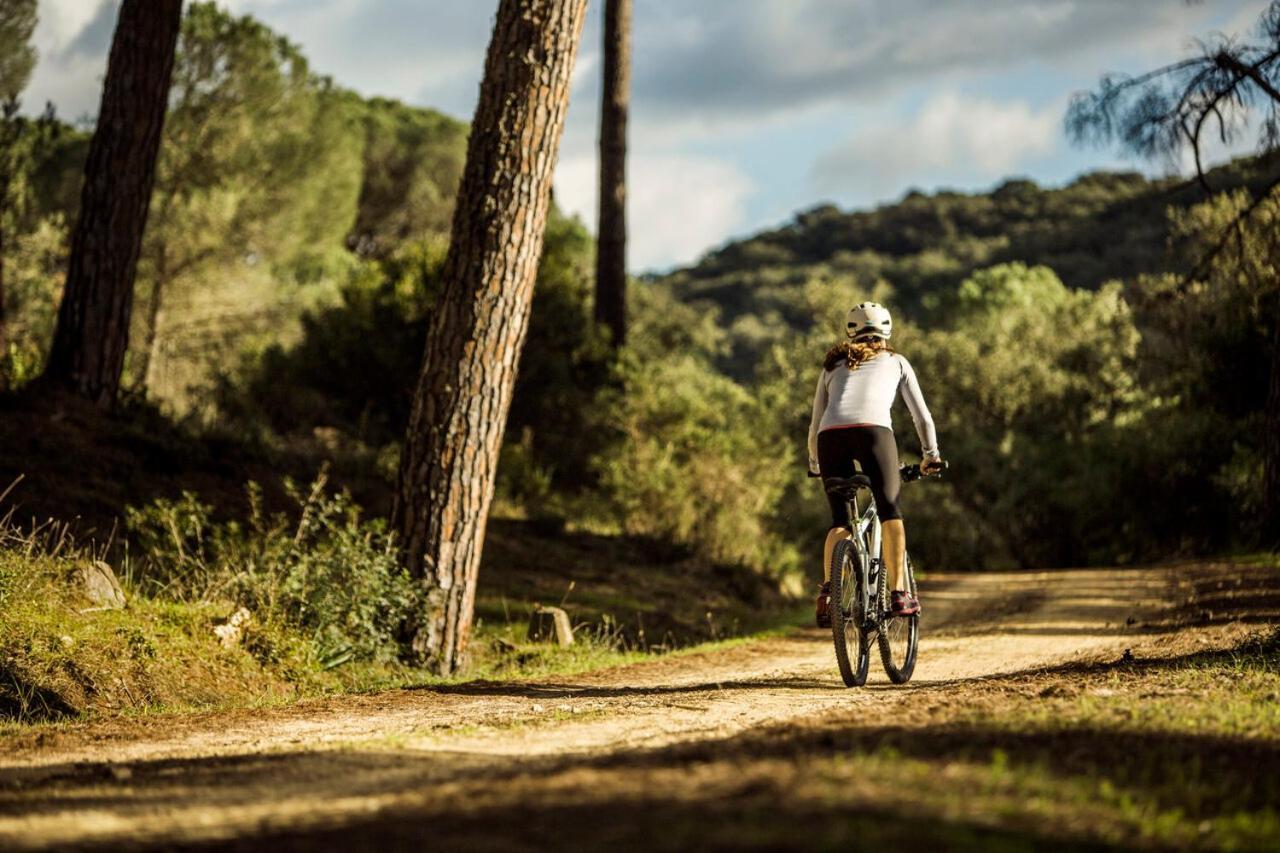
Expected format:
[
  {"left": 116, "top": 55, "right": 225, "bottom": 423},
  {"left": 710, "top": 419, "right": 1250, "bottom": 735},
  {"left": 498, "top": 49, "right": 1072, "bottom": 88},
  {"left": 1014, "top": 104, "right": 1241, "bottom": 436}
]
[{"left": 842, "top": 490, "right": 881, "bottom": 626}]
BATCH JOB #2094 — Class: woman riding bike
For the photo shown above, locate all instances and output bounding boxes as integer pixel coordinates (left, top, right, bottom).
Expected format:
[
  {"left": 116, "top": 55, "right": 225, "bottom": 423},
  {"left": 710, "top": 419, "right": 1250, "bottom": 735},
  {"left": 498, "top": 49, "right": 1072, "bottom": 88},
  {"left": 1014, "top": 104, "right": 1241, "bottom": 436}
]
[{"left": 808, "top": 302, "right": 944, "bottom": 628}]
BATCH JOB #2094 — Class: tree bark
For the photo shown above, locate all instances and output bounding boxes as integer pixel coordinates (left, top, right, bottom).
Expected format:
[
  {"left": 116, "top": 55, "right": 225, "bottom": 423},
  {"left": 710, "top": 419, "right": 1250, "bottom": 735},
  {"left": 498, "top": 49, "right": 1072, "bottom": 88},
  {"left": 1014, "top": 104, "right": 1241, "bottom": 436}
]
[
  {"left": 392, "top": 0, "right": 588, "bottom": 674},
  {"left": 594, "top": 0, "right": 630, "bottom": 346},
  {"left": 41, "top": 0, "right": 182, "bottom": 407}
]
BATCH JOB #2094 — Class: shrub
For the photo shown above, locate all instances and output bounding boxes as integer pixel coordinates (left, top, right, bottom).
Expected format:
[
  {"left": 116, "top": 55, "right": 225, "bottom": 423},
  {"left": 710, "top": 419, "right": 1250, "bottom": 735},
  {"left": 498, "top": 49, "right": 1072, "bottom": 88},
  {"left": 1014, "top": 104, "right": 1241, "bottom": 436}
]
[
  {"left": 593, "top": 352, "right": 797, "bottom": 576},
  {"left": 217, "top": 210, "right": 616, "bottom": 496},
  {"left": 125, "top": 471, "right": 417, "bottom": 665},
  {"left": 1, "top": 215, "right": 67, "bottom": 386}
]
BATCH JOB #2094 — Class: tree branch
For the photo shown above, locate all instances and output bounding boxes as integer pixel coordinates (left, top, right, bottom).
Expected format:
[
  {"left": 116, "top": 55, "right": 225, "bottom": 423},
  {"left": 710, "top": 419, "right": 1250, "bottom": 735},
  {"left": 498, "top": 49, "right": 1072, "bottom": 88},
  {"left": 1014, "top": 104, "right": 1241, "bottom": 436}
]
[
  {"left": 1181, "top": 169, "right": 1280, "bottom": 288},
  {"left": 1213, "top": 48, "right": 1280, "bottom": 105}
]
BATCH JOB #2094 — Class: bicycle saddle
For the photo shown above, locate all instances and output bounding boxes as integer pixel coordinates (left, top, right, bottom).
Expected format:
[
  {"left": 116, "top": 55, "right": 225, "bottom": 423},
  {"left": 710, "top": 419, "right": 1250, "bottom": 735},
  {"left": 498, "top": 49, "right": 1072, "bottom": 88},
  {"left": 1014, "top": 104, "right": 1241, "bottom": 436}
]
[{"left": 823, "top": 475, "right": 871, "bottom": 497}]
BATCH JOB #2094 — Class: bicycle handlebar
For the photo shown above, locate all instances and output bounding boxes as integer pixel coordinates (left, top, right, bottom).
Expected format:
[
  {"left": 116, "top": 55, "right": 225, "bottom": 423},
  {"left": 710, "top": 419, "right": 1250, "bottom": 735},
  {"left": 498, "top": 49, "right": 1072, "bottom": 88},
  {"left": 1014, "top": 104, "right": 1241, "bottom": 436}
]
[{"left": 899, "top": 460, "right": 949, "bottom": 482}]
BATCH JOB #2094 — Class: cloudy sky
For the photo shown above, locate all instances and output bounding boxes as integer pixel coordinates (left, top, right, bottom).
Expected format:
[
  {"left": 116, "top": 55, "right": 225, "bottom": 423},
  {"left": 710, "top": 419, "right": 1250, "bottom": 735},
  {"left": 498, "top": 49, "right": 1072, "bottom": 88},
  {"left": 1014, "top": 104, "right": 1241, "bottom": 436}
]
[{"left": 22, "top": 0, "right": 1271, "bottom": 271}]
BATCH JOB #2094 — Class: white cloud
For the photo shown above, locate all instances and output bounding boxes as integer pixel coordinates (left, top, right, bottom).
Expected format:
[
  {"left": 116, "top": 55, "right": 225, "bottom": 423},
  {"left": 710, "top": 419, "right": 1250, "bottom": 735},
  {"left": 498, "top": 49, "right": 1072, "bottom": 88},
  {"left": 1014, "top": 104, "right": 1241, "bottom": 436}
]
[
  {"left": 813, "top": 94, "right": 1062, "bottom": 199},
  {"left": 555, "top": 152, "right": 752, "bottom": 272},
  {"left": 23, "top": 0, "right": 117, "bottom": 119},
  {"left": 626, "top": 0, "right": 1236, "bottom": 121}
]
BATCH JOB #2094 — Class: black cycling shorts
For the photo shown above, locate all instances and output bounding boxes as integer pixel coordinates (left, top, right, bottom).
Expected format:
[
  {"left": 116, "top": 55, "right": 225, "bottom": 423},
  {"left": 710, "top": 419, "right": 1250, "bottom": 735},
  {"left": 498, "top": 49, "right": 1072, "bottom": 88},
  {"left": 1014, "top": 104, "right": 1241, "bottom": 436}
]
[{"left": 817, "top": 425, "right": 902, "bottom": 528}]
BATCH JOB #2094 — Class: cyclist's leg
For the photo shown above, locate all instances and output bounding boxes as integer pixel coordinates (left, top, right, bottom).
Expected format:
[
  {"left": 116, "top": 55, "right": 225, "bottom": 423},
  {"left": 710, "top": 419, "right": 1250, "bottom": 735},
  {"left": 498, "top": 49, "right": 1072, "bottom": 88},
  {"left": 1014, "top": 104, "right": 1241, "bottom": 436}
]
[
  {"left": 856, "top": 427, "right": 906, "bottom": 592},
  {"left": 882, "top": 521, "right": 906, "bottom": 592},
  {"left": 816, "top": 430, "right": 856, "bottom": 582}
]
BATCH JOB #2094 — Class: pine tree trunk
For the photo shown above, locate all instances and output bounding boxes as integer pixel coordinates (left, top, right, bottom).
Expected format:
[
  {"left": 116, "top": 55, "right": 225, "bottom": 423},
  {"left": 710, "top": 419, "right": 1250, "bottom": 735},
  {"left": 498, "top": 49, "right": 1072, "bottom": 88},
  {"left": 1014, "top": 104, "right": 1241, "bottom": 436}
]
[
  {"left": 594, "top": 0, "right": 631, "bottom": 346},
  {"left": 392, "top": 0, "right": 588, "bottom": 674},
  {"left": 41, "top": 0, "right": 182, "bottom": 407},
  {"left": 132, "top": 251, "right": 169, "bottom": 395}
]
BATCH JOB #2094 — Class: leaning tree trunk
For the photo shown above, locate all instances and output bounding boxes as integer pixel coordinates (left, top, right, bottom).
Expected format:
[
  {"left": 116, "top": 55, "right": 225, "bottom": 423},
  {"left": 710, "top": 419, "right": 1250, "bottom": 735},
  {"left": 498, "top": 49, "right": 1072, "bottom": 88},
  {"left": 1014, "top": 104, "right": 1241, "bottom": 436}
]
[
  {"left": 392, "top": 0, "right": 588, "bottom": 674},
  {"left": 594, "top": 0, "right": 631, "bottom": 347},
  {"left": 42, "top": 0, "right": 182, "bottom": 407}
]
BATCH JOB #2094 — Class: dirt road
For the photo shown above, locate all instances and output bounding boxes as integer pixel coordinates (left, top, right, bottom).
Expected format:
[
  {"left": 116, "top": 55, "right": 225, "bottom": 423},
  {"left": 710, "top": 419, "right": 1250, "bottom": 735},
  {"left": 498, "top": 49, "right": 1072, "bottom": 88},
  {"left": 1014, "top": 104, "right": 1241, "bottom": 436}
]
[{"left": 0, "top": 568, "right": 1204, "bottom": 850}]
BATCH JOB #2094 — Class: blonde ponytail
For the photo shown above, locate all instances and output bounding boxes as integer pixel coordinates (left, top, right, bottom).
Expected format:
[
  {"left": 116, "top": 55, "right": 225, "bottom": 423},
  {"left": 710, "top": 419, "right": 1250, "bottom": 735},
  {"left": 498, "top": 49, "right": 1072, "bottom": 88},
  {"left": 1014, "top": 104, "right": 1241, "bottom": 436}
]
[{"left": 823, "top": 338, "right": 892, "bottom": 371}]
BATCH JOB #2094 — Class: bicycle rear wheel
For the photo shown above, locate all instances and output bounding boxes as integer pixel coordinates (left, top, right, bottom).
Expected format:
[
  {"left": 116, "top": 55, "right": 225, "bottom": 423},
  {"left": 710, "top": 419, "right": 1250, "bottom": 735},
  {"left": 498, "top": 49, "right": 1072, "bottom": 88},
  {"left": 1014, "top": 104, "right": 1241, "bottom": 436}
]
[
  {"left": 878, "top": 550, "right": 919, "bottom": 684},
  {"left": 830, "top": 538, "right": 870, "bottom": 687}
]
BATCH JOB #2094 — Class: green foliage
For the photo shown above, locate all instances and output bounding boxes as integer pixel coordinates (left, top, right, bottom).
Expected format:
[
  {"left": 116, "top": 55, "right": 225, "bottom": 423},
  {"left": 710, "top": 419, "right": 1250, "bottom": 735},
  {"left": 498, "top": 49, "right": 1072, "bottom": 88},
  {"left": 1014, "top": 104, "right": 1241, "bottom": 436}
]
[
  {"left": 348, "top": 97, "right": 467, "bottom": 257},
  {"left": 125, "top": 473, "right": 418, "bottom": 665},
  {"left": 0, "top": 0, "right": 64, "bottom": 388},
  {"left": 909, "top": 264, "right": 1148, "bottom": 567},
  {"left": 0, "top": 3, "right": 472, "bottom": 407},
  {"left": 0, "top": 0, "right": 36, "bottom": 103},
  {"left": 594, "top": 352, "right": 795, "bottom": 576},
  {"left": 1124, "top": 190, "right": 1279, "bottom": 538},
  {"left": 506, "top": 212, "right": 614, "bottom": 490},
  {"left": 132, "top": 1, "right": 367, "bottom": 403},
  {"left": 653, "top": 154, "right": 1280, "bottom": 570},
  {"left": 1, "top": 214, "right": 65, "bottom": 383},
  {"left": 221, "top": 210, "right": 616, "bottom": 494},
  {"left": 217, "top": 240, "right": 445, "bottom": 445}
]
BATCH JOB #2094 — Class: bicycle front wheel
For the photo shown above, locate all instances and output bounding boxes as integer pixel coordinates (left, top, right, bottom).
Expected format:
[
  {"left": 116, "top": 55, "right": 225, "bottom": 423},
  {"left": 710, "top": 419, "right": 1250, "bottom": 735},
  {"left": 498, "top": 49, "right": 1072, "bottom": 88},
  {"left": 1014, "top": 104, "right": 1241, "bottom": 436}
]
[
  {"left": 878, "top": 550, "right": 919, "bottom": 684},
  {"left": 830, "top": 538, "right": 870, "bottom": 687}
]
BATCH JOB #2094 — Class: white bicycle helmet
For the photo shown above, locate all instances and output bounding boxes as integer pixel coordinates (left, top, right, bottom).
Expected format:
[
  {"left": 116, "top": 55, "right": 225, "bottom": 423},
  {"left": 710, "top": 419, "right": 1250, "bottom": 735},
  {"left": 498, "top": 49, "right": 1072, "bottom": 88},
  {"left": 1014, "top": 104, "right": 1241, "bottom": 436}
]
[{"left": 846, "top": 302, "right": 892, "bottom": 341}]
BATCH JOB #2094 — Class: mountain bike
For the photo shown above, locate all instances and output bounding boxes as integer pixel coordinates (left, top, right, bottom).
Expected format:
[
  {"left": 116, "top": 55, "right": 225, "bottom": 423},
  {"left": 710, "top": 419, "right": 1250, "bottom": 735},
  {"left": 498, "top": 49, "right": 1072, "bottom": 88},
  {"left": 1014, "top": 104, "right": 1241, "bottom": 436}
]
[{"left": 823, "top": 462, "right": 946, "bottom": 687}]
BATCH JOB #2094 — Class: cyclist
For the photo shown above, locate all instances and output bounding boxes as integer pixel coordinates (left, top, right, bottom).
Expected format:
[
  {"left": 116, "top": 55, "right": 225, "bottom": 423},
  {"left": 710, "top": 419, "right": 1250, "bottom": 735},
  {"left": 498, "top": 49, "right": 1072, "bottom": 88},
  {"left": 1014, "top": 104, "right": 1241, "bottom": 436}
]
[{"left": 808, "top": 302, "right": 943, "bottom": 628}]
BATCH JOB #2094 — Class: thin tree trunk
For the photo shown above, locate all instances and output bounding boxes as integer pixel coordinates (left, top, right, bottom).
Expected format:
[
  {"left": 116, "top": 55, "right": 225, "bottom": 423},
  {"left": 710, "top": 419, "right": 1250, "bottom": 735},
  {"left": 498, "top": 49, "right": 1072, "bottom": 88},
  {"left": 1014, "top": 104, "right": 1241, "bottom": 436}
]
[
  {"left": 133, "top": 249, "right": 169, "bottom": 395},
  {"left": 392, "top": 0, "right": 588, "bottom": 674},
  {"left": 594, "top": 0, "right": 630, "bottom": 346},
  {"left": 42, "top": 0, "right": 182, "bottom": 407}
]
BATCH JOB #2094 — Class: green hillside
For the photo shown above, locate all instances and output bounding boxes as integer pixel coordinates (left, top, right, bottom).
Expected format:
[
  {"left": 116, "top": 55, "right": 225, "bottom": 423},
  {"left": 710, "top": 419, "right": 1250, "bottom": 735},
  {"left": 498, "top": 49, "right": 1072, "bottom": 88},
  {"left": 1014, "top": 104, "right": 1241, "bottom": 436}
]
[{"left": 660, "top": 155, "right": 1280, "bottom": 379}]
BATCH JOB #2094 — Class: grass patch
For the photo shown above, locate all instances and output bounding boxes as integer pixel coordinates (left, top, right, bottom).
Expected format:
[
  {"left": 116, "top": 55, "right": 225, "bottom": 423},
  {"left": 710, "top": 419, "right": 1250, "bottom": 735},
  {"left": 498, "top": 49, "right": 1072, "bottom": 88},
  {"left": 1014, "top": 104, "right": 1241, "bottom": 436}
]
[
  {"left": 0, "top": 503, "right": 801, "bottom": 729},
  {"left": 792, "top": 627, "right": 1280, "bottom": 850}
]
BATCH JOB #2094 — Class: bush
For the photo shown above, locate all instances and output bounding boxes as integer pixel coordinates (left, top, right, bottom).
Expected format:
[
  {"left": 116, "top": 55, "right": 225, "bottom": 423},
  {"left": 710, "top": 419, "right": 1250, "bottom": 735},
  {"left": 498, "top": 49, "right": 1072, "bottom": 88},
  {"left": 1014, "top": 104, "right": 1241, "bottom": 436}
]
[
  {"left": 125, "top": 471, "right": 417, "bottom": 665},
  {"left": 593, "top": 352, "right": 797, "bottom": 576},
  {"left": 906, "top": 264, "right": 1150, "bottom": 567},
  {"left": 1, "top": 214, "right": 67, "bottom": 386},
  {"left": 217, "top": 210, "right": 616, "bottom": 496}
]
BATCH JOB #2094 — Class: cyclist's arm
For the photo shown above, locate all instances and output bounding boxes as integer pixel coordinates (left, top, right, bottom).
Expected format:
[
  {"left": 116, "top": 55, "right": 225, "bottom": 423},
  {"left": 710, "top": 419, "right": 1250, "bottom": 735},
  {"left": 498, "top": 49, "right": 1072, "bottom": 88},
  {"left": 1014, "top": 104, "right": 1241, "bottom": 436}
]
[
  {"left": 899, "top": 357, "right": 940, "bottom": 460},
  {"left": 807, "top": 370, "right": 827, "bottom": 474}
]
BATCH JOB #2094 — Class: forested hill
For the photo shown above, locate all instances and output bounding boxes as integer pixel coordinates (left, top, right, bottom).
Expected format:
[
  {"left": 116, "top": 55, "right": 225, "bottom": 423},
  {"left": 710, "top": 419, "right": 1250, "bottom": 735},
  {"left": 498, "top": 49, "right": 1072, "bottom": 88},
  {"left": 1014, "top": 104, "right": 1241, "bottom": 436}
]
[{"left": 657, "top": 154, "right": 1280, "bottom": 344}]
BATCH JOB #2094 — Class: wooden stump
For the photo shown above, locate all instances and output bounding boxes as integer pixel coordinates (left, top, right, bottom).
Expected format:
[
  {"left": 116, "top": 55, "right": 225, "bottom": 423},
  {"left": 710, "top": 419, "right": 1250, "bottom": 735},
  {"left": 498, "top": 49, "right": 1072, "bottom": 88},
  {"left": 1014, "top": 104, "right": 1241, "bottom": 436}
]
[{"left": 527, "top": 605, "right": 574, "bottom": 647}]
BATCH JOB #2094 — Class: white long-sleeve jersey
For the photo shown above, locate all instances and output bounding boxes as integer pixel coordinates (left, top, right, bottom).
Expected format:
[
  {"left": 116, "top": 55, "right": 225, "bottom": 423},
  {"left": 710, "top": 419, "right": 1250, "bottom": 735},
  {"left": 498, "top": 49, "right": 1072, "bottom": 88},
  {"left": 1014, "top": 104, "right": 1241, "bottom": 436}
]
[{"left": 807, "top": 352, "right": 939, "bottom": 472}]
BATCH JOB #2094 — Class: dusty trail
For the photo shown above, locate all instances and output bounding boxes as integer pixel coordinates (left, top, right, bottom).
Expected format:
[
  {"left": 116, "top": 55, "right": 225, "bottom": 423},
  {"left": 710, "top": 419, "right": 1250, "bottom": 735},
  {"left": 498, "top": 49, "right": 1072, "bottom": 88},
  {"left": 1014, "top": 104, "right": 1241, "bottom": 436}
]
[{"left": 0, "top": 568, "right": 1181, "bottom": 850}]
